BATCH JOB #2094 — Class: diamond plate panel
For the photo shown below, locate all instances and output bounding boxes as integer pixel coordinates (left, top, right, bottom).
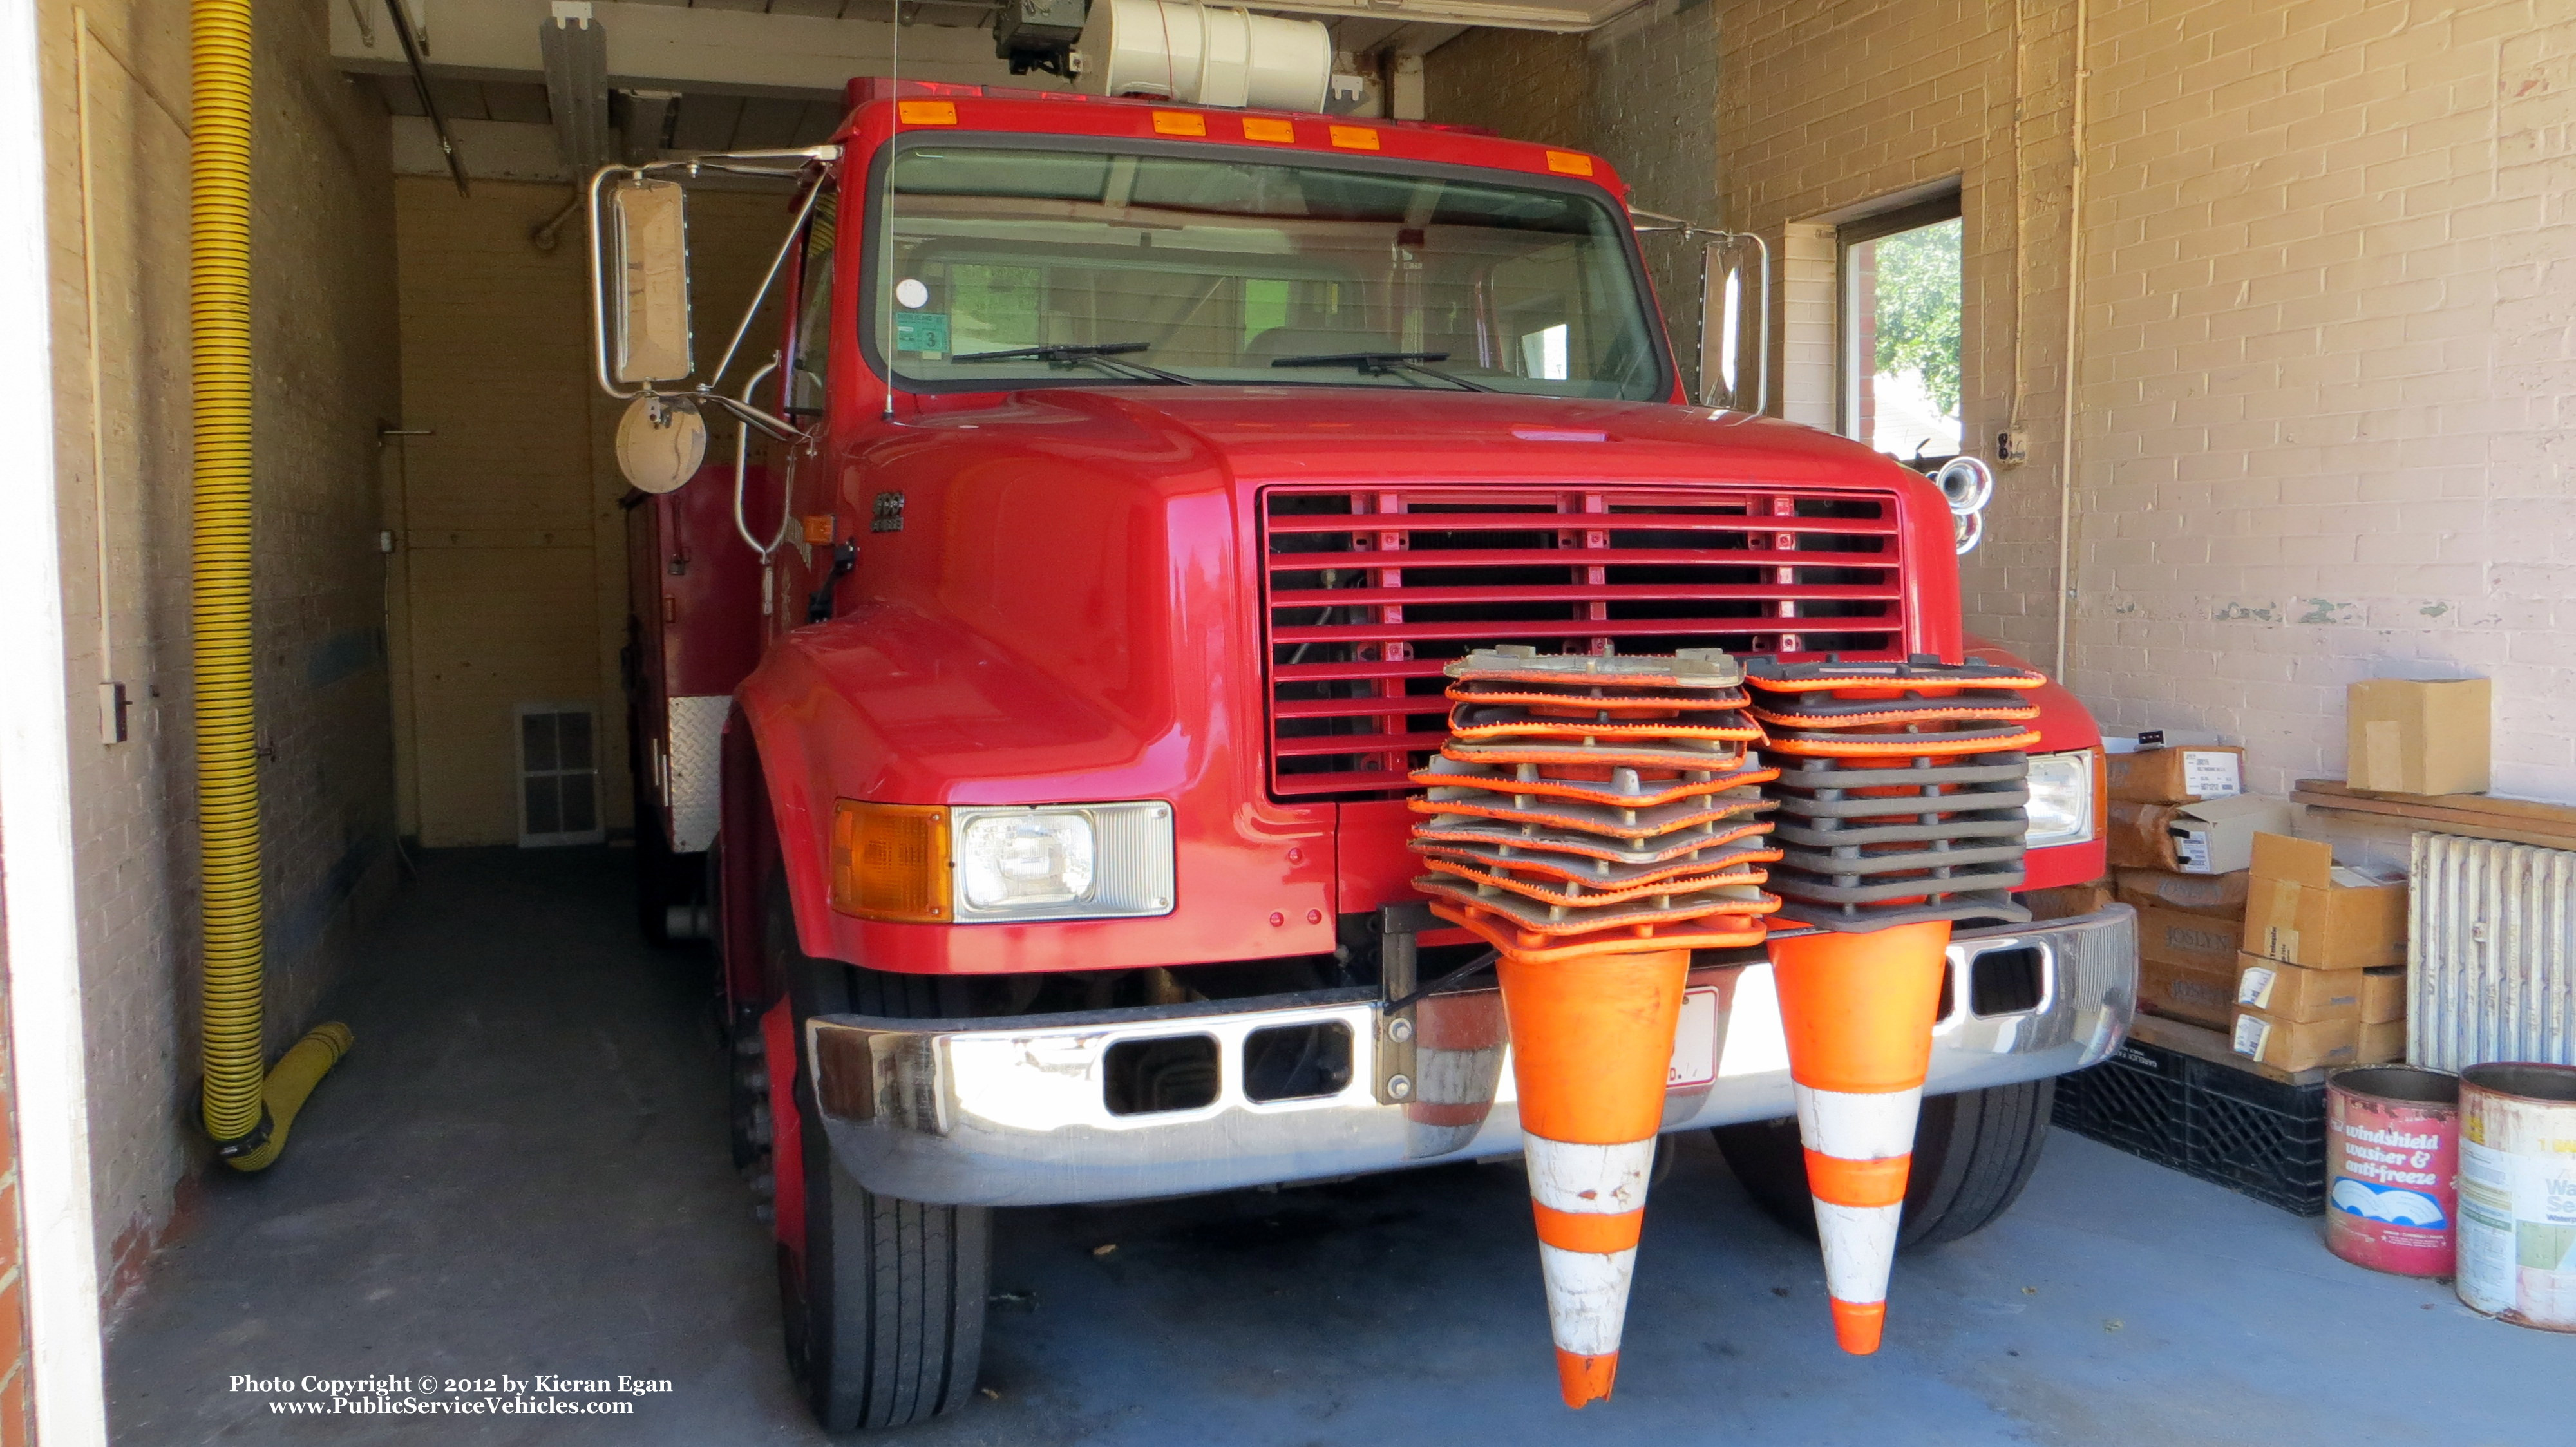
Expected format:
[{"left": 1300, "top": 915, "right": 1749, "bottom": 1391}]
[{"left": 666, "top": 694, "right": 731, "bottom": 854}]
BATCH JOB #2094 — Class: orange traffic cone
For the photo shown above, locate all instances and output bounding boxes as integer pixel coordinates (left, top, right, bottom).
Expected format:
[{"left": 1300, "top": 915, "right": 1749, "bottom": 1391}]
[
  {"left": 1497, "top": 947, "right": 1690, "bottom": 1406},
  {"left": 1744, "top": 653, "right": 2048, "bottom": 1356},
  {"left": 1408, "top": 646, "right": 1779, "bottom": 1408},
  {"left": 1766, "top": 919, "right": 1951, "bottom": 1354}
]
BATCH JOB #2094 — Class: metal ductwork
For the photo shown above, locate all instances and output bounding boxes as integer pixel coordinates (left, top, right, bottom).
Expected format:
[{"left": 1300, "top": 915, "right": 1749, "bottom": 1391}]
[{"left": 1075, "top": 0, "right": 1334, "bottom": 112}]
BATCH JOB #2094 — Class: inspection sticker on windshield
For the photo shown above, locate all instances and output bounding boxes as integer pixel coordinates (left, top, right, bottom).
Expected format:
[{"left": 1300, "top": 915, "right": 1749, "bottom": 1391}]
[
  {"left": 1667, "top": 986, "right": 1720, "bottom": 1089},
  {"left": 894, "top": 312, "right": 949, "bottom": 354}
]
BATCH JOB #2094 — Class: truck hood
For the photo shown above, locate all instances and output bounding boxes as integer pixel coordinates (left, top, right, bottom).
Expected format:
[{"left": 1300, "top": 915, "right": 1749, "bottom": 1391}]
[
  {"left": 916, "top": 385, "right": 1927, "bottom": 491},
  {"left": 747, "top": 382, "right": 1980, "bottom": 972}
]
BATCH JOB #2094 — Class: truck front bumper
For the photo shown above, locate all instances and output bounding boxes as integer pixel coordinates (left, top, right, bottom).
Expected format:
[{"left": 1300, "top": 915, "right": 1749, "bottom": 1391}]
[{"left": 806, "top": 904, "right": 2136, "bottom": 1207}]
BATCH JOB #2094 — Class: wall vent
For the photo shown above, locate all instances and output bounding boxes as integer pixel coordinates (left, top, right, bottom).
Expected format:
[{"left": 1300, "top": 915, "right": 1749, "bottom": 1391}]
[
  {"left": 2410, "top": 833, "right": 2573, "bottom": 1070},
  {"left": 517, "top": 703, "right": 605, "bottom": 847}
]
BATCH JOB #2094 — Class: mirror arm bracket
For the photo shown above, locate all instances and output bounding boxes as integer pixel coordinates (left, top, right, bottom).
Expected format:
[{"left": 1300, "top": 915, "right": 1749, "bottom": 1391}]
[
  {"left": 695, "top": 389, "right": 800, "bottom": 442},
  {"left": 588, "top": 162, "right": 643, "bottom": 403},
  {"left": 706, "top": 175, "right": 835, "bottom": 399}
]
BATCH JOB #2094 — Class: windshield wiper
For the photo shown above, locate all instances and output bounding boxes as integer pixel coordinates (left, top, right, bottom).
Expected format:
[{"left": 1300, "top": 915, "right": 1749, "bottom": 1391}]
[
  {"left": 1267, "top": 351, "right": 1497, "bottom": 392},
  {"left": 955, "top": 342, "right": 1150, "bottom": 363},
  {"left": 952, "top": 341, "right": 1198, "bottom": 385}
]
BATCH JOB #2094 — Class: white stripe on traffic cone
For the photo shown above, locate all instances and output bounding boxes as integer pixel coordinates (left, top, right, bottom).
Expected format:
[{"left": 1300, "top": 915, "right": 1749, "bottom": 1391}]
[{"left": 1522, "top": 1133, "right": 1656, "bottom": 1405}]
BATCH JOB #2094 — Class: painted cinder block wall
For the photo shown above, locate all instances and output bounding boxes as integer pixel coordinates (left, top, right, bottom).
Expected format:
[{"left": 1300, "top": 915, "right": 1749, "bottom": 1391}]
[
  {"left": 1433, "top": 0, "right": 2576, "bottom": 805},
  {"left": 36, "top": 0, "right": 401, "bottom": 1307},
  {"left": 390, "top": 179, "right": 796, "bottom": 848}
]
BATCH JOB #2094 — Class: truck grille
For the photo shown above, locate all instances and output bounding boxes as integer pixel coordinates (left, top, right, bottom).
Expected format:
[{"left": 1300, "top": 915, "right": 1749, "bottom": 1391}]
[{"left": 1260, "top": 485, "right": 1908, "bottom": 799}]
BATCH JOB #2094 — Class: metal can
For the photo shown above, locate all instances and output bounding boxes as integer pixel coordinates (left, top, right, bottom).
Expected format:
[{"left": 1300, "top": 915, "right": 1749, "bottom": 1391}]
[
  {"left": 2324, "top": 1066, "right": 2459, "bottom": 1277},
  {"left": 2456, "top": 1062, "right": 2576, "bottom": 1330}
]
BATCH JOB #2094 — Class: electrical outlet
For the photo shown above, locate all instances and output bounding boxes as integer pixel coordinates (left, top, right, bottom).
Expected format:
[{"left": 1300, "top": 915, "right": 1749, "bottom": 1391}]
[{"left": 1996, "top": 429, "right": 2029, "bottom": 466}]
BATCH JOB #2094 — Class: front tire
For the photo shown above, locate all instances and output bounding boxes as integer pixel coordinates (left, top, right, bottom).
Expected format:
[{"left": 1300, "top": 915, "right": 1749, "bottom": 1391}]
[
  {"left": 768, "top": 876, "right": 989, "bottom": 1432},
  {"left": 1712, "top": 1079, "right": 2054, "bottom": 1249}
]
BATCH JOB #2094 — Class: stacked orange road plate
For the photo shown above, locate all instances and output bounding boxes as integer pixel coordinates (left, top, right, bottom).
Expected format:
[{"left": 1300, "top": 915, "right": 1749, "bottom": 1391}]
[
  {"left": 1747, "top": 654, "right": 2045, "bottom": 932},
  {"left": 1407, "top": 646, "right": 1776, "bottom": 1408},
  {"left": 1743, "top": 653, "right": 2044, "bottom": 1358}
]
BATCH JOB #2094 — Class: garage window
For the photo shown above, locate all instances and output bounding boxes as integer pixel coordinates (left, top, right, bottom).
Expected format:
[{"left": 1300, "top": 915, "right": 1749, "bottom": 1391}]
[{"left": 1839, "top": 194, "right": 1962, "bottom": 462}]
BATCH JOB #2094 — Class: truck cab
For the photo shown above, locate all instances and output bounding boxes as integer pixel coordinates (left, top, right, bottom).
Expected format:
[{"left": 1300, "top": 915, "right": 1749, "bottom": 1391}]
[{"left": 601, "top": 79, "right": 2135, "bottom": 1432}]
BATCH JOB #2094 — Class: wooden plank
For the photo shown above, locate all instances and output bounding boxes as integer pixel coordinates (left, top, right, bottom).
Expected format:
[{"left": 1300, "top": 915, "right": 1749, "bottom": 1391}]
[
  {"left": 2292, "top": 784, "right": 2576, "bottom": 853},
  {"left": 2126, "top": 1014, "right": 2327, "bottom": 1088},
  {"left": 2295, "top": 779, "right": 2576, "bottom": 829},
  {"left": 2301, "top": 808, "right": 2576, "bottom": 854},
  {"left": 2290, "top": 787, "right": 2576, "bottom": 837}
]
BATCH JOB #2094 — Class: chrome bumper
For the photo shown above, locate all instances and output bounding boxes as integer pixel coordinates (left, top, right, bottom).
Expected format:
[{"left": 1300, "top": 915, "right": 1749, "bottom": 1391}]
[{"left": 806, "top": 904, "right": 2136, "bottom": 1207}]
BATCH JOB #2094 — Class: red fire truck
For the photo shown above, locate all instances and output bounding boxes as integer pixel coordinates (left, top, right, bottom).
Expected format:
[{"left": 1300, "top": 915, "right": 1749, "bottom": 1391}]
[{"left": 598, "top": 72, "right": 2134, "bottom": 1433}]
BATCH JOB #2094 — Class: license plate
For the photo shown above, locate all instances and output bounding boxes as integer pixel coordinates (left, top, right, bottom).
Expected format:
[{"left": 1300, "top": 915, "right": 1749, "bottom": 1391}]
[{"left": 1667, "top": 985, "right": 1719, "bottom": 1089}]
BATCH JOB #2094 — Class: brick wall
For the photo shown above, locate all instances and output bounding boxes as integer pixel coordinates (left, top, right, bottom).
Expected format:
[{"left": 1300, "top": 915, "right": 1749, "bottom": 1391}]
[
  {"left": 1431, "top": 0, "right": 2576, "bottom": 803},
  {"left": 391, "top": 180, "right": 795, "bottom": 847},
  {"left": 2061, "top": 0, "right": 2575, "bottom": 802},
  {"left": 37, "top": 0, "right": 401, "bottom": 1310}
]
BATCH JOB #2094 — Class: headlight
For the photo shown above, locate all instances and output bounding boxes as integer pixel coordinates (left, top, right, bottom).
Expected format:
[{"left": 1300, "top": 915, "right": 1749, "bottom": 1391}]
[
  {"left": 832, "top": 799, "right": 1177, "bottom": 923},
  {"left": 951, "top": 803, "right": 1173, "bottom": 922},
  {"left": 2023, "top": 749, "right": 2096, "bottom": 849},
  {"left": 958, "top": 812, "right": 1094, "bottom": 909}
]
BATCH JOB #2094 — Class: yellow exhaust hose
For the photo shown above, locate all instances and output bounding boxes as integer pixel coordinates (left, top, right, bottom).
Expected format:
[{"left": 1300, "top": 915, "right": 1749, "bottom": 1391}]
[{"left": 192, "top": 0, "right": 350, "bottom": 1170}]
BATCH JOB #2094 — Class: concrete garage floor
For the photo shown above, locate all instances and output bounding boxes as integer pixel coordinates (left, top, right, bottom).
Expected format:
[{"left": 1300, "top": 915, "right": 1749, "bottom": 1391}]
[{"left": 109, "top": 850, "right": 2561, "bottom": 1446}]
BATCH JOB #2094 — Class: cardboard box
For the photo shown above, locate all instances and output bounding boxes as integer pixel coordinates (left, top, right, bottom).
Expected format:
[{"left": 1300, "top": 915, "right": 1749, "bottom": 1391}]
[
  {"left": 2107, "top": 802, "right": 2177, "bottom": 869},
  {"left": 2361, "top": 966, "right": 2406, "bottom": 1025},
  {"left": 2112, "top": 798, "right": 2292, "bottom": 873},
  {"left": 2230, "top": 1010, "right": 2362, "bottom": 1072},
  {"left": 2108, "top": 745, "right": 2245, "bottom": 804},
  {"left": 2170, "top": 796, "right": 2296, "bottom": 874},
  {"left": 2243, "top": 833, "right": 2407, "bottom": 969},
  {"left": 2020, "top": 880, "right": 2113, "bottom": 922},
  {"left": 2360, "top": 1018, "right": 2407, "bottom": 1064},
  {"left": 2115, "top": 867, "right": 2249, "bottom": 920},
  {"left": 2348, "top": 677, "right": 2491, "bottom": 797},
  {"left": 2233, "top": 954, "right": 2365, "bottom": 1023},
  {"left": 2139, "top": 956, "right": 2239, "bottom": 1029},
  {"left": 2130, "top": 1013, "right": 2316, "bottom": 1086},
  {"left": 2136, "top": 905, "right": 2244, "bottom": 973}
]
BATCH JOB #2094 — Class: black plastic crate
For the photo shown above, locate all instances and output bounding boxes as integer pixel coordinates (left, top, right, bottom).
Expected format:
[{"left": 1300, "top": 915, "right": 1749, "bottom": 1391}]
[{"left": 2052, "top": 1037, "right": 2328, "bottom": 1215}]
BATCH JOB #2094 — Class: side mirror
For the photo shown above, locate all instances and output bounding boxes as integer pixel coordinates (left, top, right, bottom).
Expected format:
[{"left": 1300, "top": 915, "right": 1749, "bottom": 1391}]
[
  {"left": 1633, "top": 210, "right": 1769, "bottom": 415},
  {"left": 607, "top": 178, "right": 694, "bottom": 384},
  {"left": 1697, "top": 234, "right": 1768, "bottom": 415},
  {"left": 613, "top": 391, "right": 706, "bottom": 491},
  {"left": 1933, "top": 455, "right": 1994, "bottom": 556},
  {"left": 615, "top": 395, "right": 707, "bottom": 495}
]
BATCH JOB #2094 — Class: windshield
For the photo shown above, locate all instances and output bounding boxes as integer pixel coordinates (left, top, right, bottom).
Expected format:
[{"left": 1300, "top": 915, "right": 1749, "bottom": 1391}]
[{"left": 870, "top": 141, "right": 1669, "bottom": 399}]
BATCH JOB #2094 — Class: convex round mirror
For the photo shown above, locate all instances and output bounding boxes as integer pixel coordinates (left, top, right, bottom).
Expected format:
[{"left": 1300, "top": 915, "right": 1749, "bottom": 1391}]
[
  {"left": 616, "top": 394, "right": 706, "bottom": 495},
  {"left": 1932, "top": 455, "right": 1994, "bottom": 515}
]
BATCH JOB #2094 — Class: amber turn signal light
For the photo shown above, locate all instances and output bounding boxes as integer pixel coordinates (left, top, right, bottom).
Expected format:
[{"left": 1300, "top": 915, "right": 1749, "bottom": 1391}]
[{"left": 831, "top": 800, "right": 951, "bottom": 921}]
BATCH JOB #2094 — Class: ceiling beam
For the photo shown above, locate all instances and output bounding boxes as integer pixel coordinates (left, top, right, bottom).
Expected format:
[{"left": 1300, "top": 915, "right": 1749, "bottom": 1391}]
[
  {"left": 1256, "top": 0, "right": 1636, "bottom": 30},
  {"left": 539, "top": 7, "right": 616, "bottom": 177},
  {"left": 1387, "top": 23, "right": 1470, "bottom": 55},
  {"left": 332, "top": 0, "right": 1041, "bottom": 100},
  {"left": 330, "top": 0, "right": 1643, "bottom": 101}
]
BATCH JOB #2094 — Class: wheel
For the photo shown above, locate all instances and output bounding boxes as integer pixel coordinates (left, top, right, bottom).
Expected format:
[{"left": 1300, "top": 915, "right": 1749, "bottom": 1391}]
[
  {"left": 762, "top": 872, "right": 989, "bottom": 1432},
  {"left": 633, "top": 783, "right": 676, "bottom": 945},
  {"left": 1711, "top": 1079, "right": 2055, "bottom": 1250}
]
